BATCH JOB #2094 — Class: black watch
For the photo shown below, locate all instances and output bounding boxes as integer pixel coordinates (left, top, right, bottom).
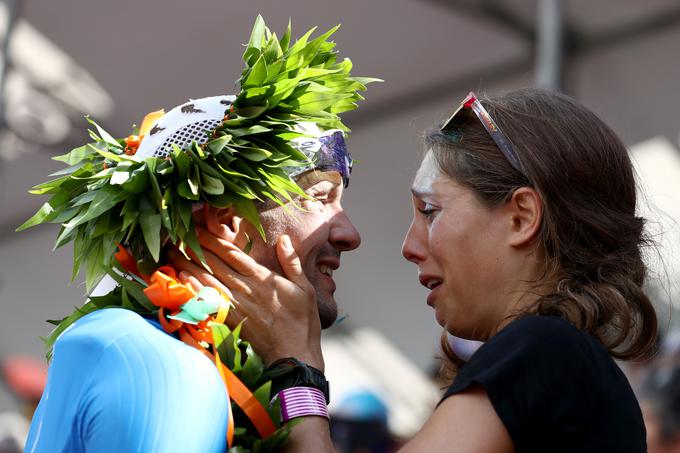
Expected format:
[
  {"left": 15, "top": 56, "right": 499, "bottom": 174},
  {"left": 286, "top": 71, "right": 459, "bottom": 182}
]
[{"left": 265, "top": 357, "right": 330, "bottom": 404}]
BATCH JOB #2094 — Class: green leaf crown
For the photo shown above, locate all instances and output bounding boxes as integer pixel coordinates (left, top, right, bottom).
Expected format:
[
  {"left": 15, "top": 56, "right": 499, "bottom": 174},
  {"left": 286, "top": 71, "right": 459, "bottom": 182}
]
[{"left": 18, "top": 15, "right": 380, "bottom": 293}]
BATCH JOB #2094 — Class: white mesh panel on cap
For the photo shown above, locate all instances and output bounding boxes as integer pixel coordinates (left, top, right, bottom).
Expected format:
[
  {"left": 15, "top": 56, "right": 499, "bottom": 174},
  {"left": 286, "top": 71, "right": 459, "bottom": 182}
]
[{"left": 135, "top": 95, "right": 236, "bottom": 160}]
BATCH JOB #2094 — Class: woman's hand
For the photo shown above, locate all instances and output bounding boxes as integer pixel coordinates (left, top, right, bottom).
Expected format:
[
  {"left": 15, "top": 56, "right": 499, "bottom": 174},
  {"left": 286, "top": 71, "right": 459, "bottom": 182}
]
[{"left": 167, "top": 226, "right": 325, "bottom": 371}]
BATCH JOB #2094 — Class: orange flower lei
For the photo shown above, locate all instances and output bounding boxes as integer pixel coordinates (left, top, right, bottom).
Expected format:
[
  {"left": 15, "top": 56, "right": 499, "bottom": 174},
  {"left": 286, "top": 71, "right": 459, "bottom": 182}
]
[{"left": 114, "top": 246, "right": 276, "bottom": 447}]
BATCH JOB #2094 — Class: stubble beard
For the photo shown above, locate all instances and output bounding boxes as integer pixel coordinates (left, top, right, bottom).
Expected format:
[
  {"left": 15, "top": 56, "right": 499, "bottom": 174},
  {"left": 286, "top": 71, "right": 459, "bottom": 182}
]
[
  {"left": 249, "top": 241, "right": 338, "bottom": 329},
  {"left": 249, "top": 210, "right": 339, "bottom": 329}
]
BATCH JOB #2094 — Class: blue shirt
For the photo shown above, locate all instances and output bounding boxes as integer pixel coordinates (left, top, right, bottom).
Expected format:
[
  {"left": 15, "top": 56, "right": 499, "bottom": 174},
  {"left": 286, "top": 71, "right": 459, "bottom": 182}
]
[{"left": 26, "top": 308, "right": 229, "bottom": 453}]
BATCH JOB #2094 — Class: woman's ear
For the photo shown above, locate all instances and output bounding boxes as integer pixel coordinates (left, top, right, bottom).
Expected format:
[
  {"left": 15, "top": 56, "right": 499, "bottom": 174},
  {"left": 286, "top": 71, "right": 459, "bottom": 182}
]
[
  {"left": 507, "top": 187, "right": 543, "bottom": 248},
  {"left": 204, "top": 204, "right": 251, "bottom": 250}
]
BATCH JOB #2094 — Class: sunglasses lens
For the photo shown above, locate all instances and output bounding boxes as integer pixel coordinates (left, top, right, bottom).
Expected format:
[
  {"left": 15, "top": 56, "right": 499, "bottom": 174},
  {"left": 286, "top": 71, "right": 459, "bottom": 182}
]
[{"left": 317, "top": 131, "right": 353, "bottom": 187}]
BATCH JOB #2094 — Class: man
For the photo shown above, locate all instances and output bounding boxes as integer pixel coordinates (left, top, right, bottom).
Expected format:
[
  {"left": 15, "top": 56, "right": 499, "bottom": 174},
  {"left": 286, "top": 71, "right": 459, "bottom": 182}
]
[{"left": 20, "top": 16, "right": 377, "bottom": 452}]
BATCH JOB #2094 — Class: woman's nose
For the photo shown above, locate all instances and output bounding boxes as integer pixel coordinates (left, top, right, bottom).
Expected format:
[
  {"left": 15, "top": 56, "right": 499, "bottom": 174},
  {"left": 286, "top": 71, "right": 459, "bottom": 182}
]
[{"left": 401, "top": 220, "right": 426, "bottom": 264}]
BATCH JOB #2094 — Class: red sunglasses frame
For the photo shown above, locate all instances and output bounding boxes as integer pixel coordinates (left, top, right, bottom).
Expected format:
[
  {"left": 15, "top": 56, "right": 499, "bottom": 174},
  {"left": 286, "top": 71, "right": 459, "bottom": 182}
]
[{"left": 442, "top": 91, "right": 526, "bottom": 176}]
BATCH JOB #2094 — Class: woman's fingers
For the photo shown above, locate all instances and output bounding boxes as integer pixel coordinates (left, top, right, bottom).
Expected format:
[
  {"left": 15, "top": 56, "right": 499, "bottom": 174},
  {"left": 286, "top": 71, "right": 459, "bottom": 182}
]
[
  {"left": 275, "top": 235, "right": 309, "bottom": 291},
  {"left": 176, "top": 268, "right": 247, "bottom": 330},
  {"left": 196, "top": 226, "right": 259, "bottom": 278},
  {"left": 168, "top": 248, "right": 261, "bottom": 317},
  {"left": 177, "top": 271, "right": 204, "bottom": 294},
  {"left": 169, "top": 249, "right": 235, "bottom": 298},
  {"left": 180, "top": 244, "right": 256, "bottom": 298}
]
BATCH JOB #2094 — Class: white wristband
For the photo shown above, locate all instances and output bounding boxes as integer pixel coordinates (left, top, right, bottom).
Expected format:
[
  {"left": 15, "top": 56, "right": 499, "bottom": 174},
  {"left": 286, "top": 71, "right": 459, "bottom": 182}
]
[{"left": 277, "top": 387, "right": 330, "bottom": 422}]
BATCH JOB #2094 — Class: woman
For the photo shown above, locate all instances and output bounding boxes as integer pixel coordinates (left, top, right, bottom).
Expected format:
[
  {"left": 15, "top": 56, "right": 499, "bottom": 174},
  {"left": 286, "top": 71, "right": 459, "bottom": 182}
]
[{"left": 176, "top": 88, "right": 657, "bottom": 452}]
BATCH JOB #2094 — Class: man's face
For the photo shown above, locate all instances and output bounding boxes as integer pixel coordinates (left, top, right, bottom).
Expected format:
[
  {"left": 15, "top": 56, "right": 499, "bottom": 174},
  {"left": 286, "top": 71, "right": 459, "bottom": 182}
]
[{"left": 246, "top": 170, "right": 361, "bottom": 328}]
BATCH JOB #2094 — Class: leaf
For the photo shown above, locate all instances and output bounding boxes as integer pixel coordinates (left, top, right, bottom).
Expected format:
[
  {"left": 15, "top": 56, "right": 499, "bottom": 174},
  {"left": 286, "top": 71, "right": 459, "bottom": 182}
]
[
  {"left": 29, "top": 175, "right": 73, "bottom": 195},
  {"left": 263, "top": 31, "right": 283, "bottom": 63},
  {"left": 206, "top": 135, "right": 233, "bottom": 155},
  {"left": 52, "top": 145, "right": 96, "bottom": 165},
  {"left": 247, "top": 15, "right": 266, "bottom": 52},
  {"left": 204, "top": 192, "right": 235, "bottom": 209},
  {"left": 50, "top": 206, "right": 81, "bottom": 225},
  {"left": 121, "top": 196, "right": 138, "bottom": 230},
  {"left": 235, "top": 105, "right": 268, "bottom": 119},
  {"left": 252, "top": 380, "right": 273, "bottom": 408},
  {"left": 120, "top": 288, "right": 136, "bottom": 310},
  {"left": 232, "top": 145, "right": 272, "bottom": 162},
  {"left": 352, "top": 76, "right": 384, "bottom": 86},
  {"left": 63, "top": 186, "right": 128, "bottom": 229},
  {"left": 177, "top": 179, "right": 199, "bottom": 201},
  {"left": 227, "top": 125, "right": 272, "bottom": 138},
  {"left": 86, "top": 117, "right": 122, "bottom": 149},
  {"left": 71, "top": 227, "right": 86, "bottom": 282},
  {"left": 91, "top": 145, "right": 125, "bottom": 163},
  {"left": 84, "top": 240, "right": 104, "bottom": 292},
  {"left": 174, "top": 146, "right": 192, "bottom": 179},
  {"left": 220, "top": 117, "right": 251, "bottom": 128},
  {"left": 120, "top": 165, "right": 150, "bottom": 194},
  {"left": 239, "top": 342, "right": 264, "bottom": 387},
  {"left": 91, "top": 211, "right": 111, "bottom": 238},
  {"left": 232, "top": 197, "right": 265, "bottom": 239},
  {"left": 279, "top": 19, "right": 291, "bottom": 51},
  {"left": 44, "top": 301, "right": 102, "bottom": 357},
  {"left": 161, "top": 188, "right": 174, "bottom": 234},
  {"left": 16, "top": 190, "right": 71, "bottom": 231},
  {"left": 177, "top": 199, "right": 193, "bottom": 231},
  {"left": 54, "top": 224, "right": 78, "bottom": 250},
  {"left": 200, "top": 173, "right": 224, "bottom": 195},
  {"left": 107, "top": 270, "right": 155, "bottom": 311},
  {"left": 243, "top": 55, "right": 268, "bottom": 88},
  {"left": 182, "top": 225, "right": 209, "bottom": 271},
  {"left": 139, "top": 212, "right": 161, "bottom": 263},
  {"left": 146, "top": 165, "right": 163, "bottom": 209},
  {"left": 212, "top": 323, "right": 240, "bottom": 370},
  {"left": 49, "top": 161, "right": 89, "bottom": 178}
]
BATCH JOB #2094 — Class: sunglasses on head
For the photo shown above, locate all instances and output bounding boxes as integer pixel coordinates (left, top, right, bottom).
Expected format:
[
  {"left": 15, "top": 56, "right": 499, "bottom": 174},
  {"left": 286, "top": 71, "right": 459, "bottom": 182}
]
[{"left": 442, "top": 91, "right": 526, "bottom": 177}]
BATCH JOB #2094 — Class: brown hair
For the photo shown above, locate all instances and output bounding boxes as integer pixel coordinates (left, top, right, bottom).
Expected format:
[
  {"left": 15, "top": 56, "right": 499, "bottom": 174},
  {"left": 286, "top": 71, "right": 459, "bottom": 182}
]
[{"left": 427, "top": 88, "right": 657, "bottom": 374}]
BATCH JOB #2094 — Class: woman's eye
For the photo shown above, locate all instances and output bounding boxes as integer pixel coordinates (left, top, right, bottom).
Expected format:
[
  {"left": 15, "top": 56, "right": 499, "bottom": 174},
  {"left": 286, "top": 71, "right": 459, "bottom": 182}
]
[{"left": 417, "top": 203, "right": 438, "bottom": 218}]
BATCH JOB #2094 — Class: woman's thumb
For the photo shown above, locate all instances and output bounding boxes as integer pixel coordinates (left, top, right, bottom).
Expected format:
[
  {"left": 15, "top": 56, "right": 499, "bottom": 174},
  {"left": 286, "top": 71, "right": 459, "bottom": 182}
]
[{"left": 276, "top": 235, "right": 307, "bottom": 288}]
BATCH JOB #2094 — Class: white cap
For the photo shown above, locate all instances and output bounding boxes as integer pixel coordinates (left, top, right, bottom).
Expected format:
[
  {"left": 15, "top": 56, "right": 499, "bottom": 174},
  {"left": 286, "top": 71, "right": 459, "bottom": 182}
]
[{"left": 135, "top": 95, "right": 236, "bottom": 160}]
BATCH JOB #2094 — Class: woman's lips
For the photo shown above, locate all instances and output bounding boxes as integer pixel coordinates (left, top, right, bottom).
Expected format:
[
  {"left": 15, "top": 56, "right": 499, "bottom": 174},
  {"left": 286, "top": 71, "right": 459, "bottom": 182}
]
[{"left": 426, "top": 283, "right": 442, "bottom": 307}]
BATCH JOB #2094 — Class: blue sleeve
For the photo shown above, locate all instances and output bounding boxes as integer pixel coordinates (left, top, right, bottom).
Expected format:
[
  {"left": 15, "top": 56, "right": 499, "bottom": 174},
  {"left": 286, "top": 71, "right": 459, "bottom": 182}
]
[{"left": 26, "top": 308, "right": 228, "bottom": 453}]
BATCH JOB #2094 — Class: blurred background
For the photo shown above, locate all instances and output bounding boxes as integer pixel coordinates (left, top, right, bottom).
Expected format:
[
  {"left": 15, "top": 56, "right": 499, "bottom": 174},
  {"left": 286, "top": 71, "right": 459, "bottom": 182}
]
[{"left": 1, "top": 0, "right": 680, "bottom": 451}]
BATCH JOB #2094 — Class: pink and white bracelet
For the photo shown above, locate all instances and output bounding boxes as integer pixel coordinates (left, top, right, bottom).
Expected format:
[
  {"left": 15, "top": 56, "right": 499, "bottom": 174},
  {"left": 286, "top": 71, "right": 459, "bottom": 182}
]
[{"left": 277, "top": 387, "right": 329, "bottom": 423}]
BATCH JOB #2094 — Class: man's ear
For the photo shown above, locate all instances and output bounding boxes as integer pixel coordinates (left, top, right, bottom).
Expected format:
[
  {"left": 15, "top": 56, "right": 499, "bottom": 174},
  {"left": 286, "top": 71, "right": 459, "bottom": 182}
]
[
  {"left": 204, "top": 204, "right": 251, "bottom": 250},
  {"left": 507, "top": 187, "right": 543, "bottom": 248}
]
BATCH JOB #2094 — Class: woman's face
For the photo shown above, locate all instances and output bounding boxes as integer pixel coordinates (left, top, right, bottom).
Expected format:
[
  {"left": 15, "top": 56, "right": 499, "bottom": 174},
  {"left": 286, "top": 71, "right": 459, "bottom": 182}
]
[{"left": 401, "top": 150, "right": 514, "bottom": 340}]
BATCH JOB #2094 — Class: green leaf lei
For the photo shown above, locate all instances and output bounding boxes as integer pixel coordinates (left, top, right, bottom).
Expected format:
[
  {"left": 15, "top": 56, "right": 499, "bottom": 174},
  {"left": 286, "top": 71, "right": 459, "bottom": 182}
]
[{"left": 18, "top": 15, "right": 379, "bottom": 452}]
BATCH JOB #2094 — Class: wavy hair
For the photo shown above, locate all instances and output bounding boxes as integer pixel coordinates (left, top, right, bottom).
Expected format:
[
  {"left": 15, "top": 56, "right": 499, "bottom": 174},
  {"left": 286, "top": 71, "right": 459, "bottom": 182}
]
[{"left": 428, "top": 88, "right": 657, "bottom": 374}]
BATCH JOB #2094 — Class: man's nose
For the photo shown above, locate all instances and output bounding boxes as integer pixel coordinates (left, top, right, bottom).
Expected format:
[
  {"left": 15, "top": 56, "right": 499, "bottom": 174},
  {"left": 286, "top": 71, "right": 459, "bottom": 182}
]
[{"left": 329, "top": 210, "right": 361, "bottom": 251}]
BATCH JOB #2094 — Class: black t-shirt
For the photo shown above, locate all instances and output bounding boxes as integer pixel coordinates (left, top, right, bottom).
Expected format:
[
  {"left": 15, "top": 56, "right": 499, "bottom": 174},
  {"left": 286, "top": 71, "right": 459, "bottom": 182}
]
[{"left": 442, "top": 315, "right": 646, "bottom": 452}]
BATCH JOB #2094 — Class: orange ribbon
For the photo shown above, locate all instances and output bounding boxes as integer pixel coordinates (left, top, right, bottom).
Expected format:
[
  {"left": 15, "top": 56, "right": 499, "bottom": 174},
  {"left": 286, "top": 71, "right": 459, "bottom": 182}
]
[
  {"left": 143, "top": 266, "right": 196, "bottom": 311},
  {"left": 133, "top": 264, "right": 276, "bottom": 447},
  {"left": 114, "top": 244, "right": 143, "bottom": 279}
]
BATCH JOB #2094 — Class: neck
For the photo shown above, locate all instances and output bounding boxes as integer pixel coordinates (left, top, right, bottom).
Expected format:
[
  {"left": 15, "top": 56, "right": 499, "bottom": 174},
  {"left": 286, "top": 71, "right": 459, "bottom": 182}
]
[{"left": 492, "top": 250, "right": 550, "bottom": 336}]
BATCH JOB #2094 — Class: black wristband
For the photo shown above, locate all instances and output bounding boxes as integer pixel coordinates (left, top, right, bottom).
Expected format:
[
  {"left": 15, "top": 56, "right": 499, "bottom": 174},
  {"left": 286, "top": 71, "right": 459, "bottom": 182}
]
[{"left": 265, "top": 357, "right": 330, "bottom": 404}]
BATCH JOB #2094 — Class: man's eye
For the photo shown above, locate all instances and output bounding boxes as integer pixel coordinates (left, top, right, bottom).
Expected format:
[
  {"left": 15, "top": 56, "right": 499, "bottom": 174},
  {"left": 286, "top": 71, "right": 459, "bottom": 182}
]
[{"left": 302, "top": 194, "right": 328, "bottom": 207}]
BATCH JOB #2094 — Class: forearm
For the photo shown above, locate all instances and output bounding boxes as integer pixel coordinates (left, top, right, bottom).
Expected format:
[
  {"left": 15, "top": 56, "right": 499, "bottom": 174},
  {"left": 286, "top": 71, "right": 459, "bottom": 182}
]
[{"left": 282, "top": 417, "right": 334, "bottom": 453}]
